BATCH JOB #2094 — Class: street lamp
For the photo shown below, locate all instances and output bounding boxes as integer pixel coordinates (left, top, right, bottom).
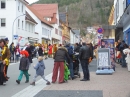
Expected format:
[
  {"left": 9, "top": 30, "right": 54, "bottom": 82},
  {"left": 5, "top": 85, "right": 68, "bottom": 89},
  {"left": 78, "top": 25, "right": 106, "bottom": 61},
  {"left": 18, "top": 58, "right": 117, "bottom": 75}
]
[{"left": 12, "top": 14, "right": 26, "bottom": 42}]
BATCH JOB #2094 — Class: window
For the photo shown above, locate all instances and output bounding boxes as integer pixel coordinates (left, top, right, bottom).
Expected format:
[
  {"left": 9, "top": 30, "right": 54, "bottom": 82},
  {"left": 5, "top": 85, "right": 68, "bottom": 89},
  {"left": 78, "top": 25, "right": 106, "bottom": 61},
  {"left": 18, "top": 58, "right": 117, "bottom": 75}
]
[
  {"left": 18, "top": 2, "right": 20, "bottom": 11},
  {"left": 22, "top": 4, "right": 23, "bottom": 12},
  {"left": 55, "top": 28, "right": 58, "bottom": 34},
  {"left": 28, "top": 24, "right": 30, "bottom": 32},
  {"left": 60, "top": 31, "right": 62, "bottom": 36},
  {"left": 1, "top": 18, "right": 6, "bottom": 27},
  {"left": 123, "top": 0, "right": 126, "bottom": 12},
  {"left": 44, "top": 17, "right": 51, "bottom": 21},
  {"left": 25, "top": 22, "right": 27, "bottom": 30},
  {"left": 18, "top": 19, "right": 20, "bottom": 28},
  {"left": 22, "top": 21, "right": 23, "bottom": 29},
  {"left": 116, "top": 0, "right": 119, "bottom": 18},
  {"left": 1, "top": 1, "right": 5, "bottom": 9}
]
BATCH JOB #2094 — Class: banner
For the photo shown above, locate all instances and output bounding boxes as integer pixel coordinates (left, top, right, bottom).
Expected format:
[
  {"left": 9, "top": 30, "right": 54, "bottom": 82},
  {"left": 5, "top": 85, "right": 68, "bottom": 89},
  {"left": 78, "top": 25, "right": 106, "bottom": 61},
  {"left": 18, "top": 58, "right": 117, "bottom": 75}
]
[
  {"left": 101, "top": 39, "right": 115, "bottom": 61},
  {"left": 97, "top": 48, "right": 111, "bottom": 69}
]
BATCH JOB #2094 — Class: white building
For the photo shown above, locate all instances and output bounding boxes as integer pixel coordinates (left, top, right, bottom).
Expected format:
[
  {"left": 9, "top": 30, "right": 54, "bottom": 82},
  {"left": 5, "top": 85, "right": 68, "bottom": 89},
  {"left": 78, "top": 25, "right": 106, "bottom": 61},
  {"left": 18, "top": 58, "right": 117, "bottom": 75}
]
[
  {"left": 30, "top": 4, "right": 62, "bottom": 44},
  {"left": 72, "top": 29, "right": 80, "bottom": 43},
  {"left": 70, "top": 30, "right": 75, "bottom": 44},
  {"left": 26, "top": 5, "right": 53, "bottom": 44},
  {"left": 0, "top": 0, "right": 39, "bottom": 46},
  {"left": 114, "top": 0, "right": 130, "bottom": 44}
]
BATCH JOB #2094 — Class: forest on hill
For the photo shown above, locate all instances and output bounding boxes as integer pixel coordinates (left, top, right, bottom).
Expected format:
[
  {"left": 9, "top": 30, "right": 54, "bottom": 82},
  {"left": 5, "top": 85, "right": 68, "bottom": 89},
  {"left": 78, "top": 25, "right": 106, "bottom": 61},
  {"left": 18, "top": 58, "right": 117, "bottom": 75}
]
[{"left": 35, "top": 0, "right": 114, "bottom": 36}]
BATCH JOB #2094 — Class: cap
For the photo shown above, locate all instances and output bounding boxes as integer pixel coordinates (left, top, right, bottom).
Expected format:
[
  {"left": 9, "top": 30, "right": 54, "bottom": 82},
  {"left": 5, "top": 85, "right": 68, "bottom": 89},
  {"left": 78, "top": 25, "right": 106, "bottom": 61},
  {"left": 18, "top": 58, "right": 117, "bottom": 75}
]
[{"left": 5, "top": 38, "right": 9, "bottom": 41}]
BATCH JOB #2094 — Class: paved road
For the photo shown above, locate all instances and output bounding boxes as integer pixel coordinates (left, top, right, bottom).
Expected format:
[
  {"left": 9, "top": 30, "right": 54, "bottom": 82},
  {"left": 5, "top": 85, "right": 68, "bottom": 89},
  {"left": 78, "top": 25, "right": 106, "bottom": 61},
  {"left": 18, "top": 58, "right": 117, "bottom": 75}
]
[
  {"left": 0, "top": 58, "right": 54, "bottom": 97},
  {"left": 0, "top": 58, "right": 97, "bottom": 97}
]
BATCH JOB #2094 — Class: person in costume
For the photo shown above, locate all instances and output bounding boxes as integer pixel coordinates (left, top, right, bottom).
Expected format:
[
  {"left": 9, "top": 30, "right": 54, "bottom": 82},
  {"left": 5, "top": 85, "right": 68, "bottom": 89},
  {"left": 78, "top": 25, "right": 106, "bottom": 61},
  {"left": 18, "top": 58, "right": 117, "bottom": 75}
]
[
  {"left": 16, "top": 50, "right": 30, "bottom": 84},
  {"left": 64, "top": 61, "right": 70, "bottom": 82},
  {"left": 2, "top": 38, "right": 10, "bottom": 80},
  {"left": 0, "top": 39, "right": 8, "bottom": 85}
]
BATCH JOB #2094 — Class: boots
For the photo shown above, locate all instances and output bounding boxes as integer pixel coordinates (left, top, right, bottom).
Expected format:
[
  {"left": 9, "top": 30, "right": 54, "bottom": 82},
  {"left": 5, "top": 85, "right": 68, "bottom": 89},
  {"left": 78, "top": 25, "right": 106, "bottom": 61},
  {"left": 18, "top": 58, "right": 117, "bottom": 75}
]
[
  {"left": 46, "top": 81, "right": 50, "bottom": 85},
  {"left": 30, "top": 82, "right": 35, "bottom": 86},
  {"left": 16, "top": 80, "right": 20, "bottom": 84},
  {"left": 25, "top": 80, "right": 29, "bottom": 83}
]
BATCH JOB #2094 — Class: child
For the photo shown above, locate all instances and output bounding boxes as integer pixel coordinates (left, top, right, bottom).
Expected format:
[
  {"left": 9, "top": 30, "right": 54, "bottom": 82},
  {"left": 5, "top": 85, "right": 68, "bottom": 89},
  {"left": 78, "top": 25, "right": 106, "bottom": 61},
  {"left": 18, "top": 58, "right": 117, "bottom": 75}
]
[
  {"left": 64, "top": 61, "right": 70, "bottom": 82},
  {"left": 30, "top": 56, "right": 50, "bottom": 86},
  {"left": 16, "top": 50, "right": 29, "bottom": 84}
]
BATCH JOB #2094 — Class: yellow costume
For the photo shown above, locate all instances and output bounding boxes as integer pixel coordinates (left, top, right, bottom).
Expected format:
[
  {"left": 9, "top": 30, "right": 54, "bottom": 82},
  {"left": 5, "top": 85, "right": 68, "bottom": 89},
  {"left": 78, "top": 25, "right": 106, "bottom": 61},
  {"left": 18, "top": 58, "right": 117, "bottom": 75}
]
[{"left": 2, "top": 45, "right": 10, "bottom": 65}]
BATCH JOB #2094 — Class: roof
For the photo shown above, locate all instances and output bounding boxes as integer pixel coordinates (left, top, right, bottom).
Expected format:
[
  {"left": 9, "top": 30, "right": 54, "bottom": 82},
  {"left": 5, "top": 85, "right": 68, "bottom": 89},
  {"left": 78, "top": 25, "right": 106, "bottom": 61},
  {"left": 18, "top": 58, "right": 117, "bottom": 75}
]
[
  {"left": 26, "top": 5, "right": 53, "bottom": 28},
  {"left": 59, "top": 13, "right": 66, "bottom": 23},
  {"left": 22, "top": 0, "right": 29, "bottom": 4},
  {"left": 31, "top": 4, "right": 58, "bottom": 17},
  {"left": 72, "top": 29, "right": 80, "bottom": 35},
  {"left": 26, "top": 11, "right": 37, "bottom": 24},
  {"left": 30, "top": 4, "right": 58, "bottom": 24}
]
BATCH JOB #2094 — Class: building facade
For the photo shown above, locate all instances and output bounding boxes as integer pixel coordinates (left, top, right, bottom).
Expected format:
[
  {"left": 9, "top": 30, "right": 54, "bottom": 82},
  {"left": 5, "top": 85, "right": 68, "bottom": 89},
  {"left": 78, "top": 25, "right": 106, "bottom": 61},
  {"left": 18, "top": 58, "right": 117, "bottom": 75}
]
[
  {"left": 114, "top": 0, "right": 130, "bottom": 44},
  {"left": 30, "top": 4, "right": 61, "bottom": 45},
  {"left": 108, "top": 5, "right": 115, "bottom": 39},
  {"left": 26, "top": 5, "right": 53, "bottom": 45}
]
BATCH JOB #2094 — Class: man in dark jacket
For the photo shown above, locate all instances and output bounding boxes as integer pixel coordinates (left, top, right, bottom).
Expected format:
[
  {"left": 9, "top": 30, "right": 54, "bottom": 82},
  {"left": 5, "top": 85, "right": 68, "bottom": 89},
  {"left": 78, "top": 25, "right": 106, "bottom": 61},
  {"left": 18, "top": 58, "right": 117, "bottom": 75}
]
[
  {"left": 74, "top": 43, "right": 80, "bottom": 53},
  {"left": 52, "top": 46, "right": 70, "bottom": 83},
  {"left": 79, "top": 42, "right": 92, "bottom": 81},
  {"left": 119, "top": 40, "right": 128, "bottom": 67}
]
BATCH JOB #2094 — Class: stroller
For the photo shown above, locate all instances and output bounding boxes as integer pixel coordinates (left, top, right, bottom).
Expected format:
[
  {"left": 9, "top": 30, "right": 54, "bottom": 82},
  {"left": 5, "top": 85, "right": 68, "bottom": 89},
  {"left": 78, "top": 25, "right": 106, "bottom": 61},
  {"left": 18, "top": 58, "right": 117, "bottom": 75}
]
[{"left": 73, "top": 53, "right": 80, "bottom": 78}]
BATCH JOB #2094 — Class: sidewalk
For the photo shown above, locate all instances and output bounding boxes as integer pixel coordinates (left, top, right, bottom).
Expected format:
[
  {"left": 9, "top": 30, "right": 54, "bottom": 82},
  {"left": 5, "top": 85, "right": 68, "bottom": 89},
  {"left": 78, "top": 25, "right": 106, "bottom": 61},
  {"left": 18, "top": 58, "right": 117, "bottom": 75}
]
[{"left": 34, "top": 59, "right": 130, "bottom": 97}]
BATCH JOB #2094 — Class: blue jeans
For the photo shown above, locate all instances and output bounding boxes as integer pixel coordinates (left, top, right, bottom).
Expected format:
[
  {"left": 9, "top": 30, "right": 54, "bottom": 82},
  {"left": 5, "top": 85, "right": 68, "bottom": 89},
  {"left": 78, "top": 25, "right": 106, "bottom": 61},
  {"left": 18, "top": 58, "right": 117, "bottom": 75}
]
[
  {"left": 15, "top": 55, "right": 19, "bottom": 62},
  {"left": 81, "top": 60, "right": 90, "bottom": 80},
  {"left": 121, "top": 53, "right": 127, "bottom": 67},
  {"left": 69, "top": 59, "right": 74, "bottom": 78}
]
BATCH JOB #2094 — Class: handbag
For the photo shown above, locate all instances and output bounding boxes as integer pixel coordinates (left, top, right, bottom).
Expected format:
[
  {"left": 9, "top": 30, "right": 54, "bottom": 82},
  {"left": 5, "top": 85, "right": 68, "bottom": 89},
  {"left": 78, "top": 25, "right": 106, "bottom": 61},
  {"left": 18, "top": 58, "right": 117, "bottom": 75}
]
[
  {"left": 89, "top": 57, "right": 92, "bottom": 63},
  {"left": 116, "top": 51, "right": 121, "bottom": 58},
  {"left": 16, "top": 50, "right": 19, "bottom": 55}
]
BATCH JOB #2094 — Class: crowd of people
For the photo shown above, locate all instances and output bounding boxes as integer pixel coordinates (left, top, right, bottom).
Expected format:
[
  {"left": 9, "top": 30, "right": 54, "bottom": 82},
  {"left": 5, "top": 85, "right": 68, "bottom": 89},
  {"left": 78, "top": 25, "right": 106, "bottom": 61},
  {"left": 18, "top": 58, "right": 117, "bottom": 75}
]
[
  {"left": 115, "top": 39, "right": 130, "bottom": 70},
  {"left": 1, "top": 37, "right": 130, "bottom": 86},
  {"left": 0, "top": 37, "right": 94, "bottom": 86}
]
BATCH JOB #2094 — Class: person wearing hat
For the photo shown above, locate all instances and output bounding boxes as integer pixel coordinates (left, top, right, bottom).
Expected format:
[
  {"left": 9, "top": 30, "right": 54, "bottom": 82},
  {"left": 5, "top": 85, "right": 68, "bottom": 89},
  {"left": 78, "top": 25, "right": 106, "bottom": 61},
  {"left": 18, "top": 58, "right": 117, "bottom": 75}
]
[
  {"left": 23, "top": 42, "right": 33, "bottom": 76},
  {"left": 2, "top": 38, "right": 10, "bottom": 80},
  {"left": 16, "top": 50, "right": 30, "bottom": 84}
]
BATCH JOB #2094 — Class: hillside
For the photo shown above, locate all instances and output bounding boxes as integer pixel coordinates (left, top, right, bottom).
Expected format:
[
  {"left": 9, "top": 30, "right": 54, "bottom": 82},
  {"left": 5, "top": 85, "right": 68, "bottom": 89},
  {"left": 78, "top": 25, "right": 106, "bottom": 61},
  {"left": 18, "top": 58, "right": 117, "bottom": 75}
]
[{"left": 35, "top": 0, "right": 114, "bottom": 36}]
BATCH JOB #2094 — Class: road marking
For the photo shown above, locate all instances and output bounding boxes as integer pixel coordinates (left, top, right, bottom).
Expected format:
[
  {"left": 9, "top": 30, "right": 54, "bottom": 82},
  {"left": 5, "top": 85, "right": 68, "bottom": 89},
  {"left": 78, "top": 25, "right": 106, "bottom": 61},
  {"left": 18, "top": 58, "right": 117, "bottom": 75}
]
[
  {"left": 10, "top": 58, "right": 37, "bottom": 66},
  {"left": 11, "top": 73, "right": 52, "bottom": 97}
]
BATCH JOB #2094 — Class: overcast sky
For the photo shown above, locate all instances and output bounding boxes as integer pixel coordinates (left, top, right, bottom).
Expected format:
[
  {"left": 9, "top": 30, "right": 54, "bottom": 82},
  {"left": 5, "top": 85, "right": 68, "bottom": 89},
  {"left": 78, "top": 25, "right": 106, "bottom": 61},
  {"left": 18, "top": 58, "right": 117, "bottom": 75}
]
[{"left": 26, "top": 0, "right": 39, "bottom": 4}]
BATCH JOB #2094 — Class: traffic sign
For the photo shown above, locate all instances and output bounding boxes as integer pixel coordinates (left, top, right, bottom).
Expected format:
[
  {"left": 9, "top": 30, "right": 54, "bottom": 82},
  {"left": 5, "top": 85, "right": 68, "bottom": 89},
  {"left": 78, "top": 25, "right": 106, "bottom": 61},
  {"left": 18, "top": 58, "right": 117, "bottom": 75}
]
[
  {"left": 97, "top": 28, "right": 104, "bottom": 34},
  {"left": 13, "top": 35, "right": 18, "bottom": 40}
]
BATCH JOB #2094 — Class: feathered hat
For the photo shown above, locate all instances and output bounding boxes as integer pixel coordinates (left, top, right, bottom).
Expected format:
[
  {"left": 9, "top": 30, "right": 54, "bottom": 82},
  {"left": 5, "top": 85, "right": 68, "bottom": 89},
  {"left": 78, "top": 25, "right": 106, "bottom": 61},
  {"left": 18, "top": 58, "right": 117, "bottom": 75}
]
[{"left": 20, "top": 50, "right": 29, "bottom": 57}]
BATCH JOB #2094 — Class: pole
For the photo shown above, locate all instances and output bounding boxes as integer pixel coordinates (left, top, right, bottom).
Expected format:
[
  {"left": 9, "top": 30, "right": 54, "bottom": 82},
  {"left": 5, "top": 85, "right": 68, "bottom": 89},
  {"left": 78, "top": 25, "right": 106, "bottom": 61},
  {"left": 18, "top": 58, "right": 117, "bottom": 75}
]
[{"left": 12, "top": 14, "right": 26, "bottom": 42}]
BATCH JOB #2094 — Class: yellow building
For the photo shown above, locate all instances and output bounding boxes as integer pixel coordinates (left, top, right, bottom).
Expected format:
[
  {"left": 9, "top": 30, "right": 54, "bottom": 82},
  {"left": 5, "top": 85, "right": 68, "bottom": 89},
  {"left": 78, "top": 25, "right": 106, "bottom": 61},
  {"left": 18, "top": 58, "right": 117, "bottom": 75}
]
[
  {"left": 59, "top": 13, "right": 70, "bottom": 43},
  {"left": 108, "top": 5, "right": 115, "bottom": 39}
]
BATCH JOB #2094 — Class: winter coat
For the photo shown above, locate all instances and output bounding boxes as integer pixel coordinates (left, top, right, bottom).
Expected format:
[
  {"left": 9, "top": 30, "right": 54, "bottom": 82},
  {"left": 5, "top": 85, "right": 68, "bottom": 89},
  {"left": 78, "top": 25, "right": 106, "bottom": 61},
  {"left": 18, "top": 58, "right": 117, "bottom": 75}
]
[
  {"left": 38, "top": 47, "right": 43, "bottom": 56},
  {"left": 34, "top": 60, "right": 45, "bottom": 76},
  {"left": 2, "top": 45, "right": 10, "bottom": 66},
  {"left": 9, "top": 46, "right": 15, "bottom": 54},
  {"left": 19, "top": 57, "right": 29, "bottom": 70},
  {"left": 79, "top": 45, "right": 92, "bottom": 60},
  {"left": 48, "top": 45, "right": 53, "bottom": 55},
  {"left": 54, "top": 47, "right": 70, "bottom": 63},
  {"left": 15, "top": 48, "right": 20, "bottom": 55}
]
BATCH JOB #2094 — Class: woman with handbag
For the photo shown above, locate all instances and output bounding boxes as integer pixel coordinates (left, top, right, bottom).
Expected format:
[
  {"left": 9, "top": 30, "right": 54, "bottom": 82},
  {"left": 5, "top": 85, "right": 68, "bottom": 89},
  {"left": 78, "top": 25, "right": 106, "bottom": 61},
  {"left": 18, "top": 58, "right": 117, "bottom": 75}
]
[{"left": 15, "top": 46, "right": 20, "bottom": 62}]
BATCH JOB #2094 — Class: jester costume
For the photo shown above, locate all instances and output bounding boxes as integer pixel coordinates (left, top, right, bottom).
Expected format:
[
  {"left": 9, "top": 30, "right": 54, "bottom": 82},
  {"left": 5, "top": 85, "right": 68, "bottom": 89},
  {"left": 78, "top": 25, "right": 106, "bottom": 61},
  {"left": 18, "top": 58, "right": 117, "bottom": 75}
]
[
  {"left": 64, "top": 61, "right": 70, "bottom": 81},
  {"left": 2, "top": 44, "right": 10, "bottom": 79},
  {"left": 0, "top": 45, "right": 10, "bottom": 85}
]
